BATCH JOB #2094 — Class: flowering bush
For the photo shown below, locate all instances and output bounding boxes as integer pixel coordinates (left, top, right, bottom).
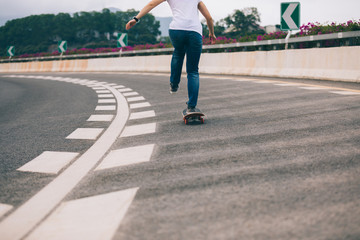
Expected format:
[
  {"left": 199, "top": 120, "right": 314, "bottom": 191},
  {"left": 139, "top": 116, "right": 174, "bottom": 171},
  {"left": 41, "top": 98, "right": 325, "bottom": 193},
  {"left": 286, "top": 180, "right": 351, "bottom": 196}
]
[
  {"left": 297, "top": 20, "right": 360, "bottom": 36},
  {"left": 3, "top": 20, "right": 359, "bottom": 59}
]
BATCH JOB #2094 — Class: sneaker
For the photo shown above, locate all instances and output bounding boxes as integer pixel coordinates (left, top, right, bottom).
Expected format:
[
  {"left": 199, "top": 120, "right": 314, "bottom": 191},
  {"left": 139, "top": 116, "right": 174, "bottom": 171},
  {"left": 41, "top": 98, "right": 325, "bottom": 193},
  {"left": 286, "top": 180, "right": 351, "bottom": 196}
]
[
  {"left": 170, "top": 83, "right": 179, "bottom": 94},
  {"left": 186, "top": 106, "right": 200, "bottom": 114}
]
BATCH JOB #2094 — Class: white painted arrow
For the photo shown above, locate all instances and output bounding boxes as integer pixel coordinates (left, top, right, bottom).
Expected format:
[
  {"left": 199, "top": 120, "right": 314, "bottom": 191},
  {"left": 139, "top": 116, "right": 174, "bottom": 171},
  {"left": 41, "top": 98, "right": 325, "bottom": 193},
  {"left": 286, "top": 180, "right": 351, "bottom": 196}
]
[
  {"left": 59, "top": 41, "right": 66, "bottom": 52},
  {"left": 282, "top": 3, "right": 298, "bottom": 29},
  {"left": 118, "top": 34, "right": 126, "bottom": 47},
  {"left": 7, "top": 46, "right": 14, "bottom": 56}
]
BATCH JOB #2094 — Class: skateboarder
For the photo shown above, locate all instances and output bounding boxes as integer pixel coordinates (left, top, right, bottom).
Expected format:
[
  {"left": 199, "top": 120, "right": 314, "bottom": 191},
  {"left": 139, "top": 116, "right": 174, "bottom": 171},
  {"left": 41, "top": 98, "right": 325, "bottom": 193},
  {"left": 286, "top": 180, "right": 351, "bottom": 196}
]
[{"left": 126, "top": 0, "right": 216, "bottom": 114}]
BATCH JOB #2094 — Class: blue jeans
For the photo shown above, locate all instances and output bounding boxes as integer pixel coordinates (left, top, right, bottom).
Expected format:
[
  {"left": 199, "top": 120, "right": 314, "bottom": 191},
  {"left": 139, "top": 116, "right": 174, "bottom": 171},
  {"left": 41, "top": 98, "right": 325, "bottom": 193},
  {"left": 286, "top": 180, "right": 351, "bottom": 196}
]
[{"left": 169, "top": 30, "right": 203, "bottom": 108}]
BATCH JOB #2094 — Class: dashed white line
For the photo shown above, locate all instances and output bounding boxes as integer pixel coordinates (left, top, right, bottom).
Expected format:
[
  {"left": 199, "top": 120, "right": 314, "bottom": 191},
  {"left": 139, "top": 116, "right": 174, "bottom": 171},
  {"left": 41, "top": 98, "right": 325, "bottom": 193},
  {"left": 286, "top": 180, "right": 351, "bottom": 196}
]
[
  {"left": 0, "top": 80, "right": 130, "bottom": 240},
  {"left": 66, "top": 128, "right": 104, "bottom": 140},
  {"left": 120, "top": 123, "right": 156, "bottom": 138},
  {"left": 96, "top": 144, "right": 155, "bottom": 170},
  {"left": 25, "top": 188, "right": 138, "bottom": 240},
  {"left": 17, "top": 151, "right": 79, "bottom": 174}
]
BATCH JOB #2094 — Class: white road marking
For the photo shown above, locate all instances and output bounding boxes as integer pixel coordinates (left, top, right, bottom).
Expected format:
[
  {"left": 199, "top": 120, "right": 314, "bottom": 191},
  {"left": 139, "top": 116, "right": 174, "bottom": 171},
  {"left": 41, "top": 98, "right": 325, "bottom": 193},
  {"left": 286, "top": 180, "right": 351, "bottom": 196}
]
[
  {"left": 0, "top": 204, "right": 13, "bottom": 219},
  {"left": 130, "top": 102, "right": 151, "bottom": 109},
  {"left": 66, "top": 128, "right": 104, "bottom": 140},
  {"left": 123, "top": 92, "right": 139, "bottom": 97},
  {"left": 129, "top": 110, "right": 156, "bottom": 120},
  {"left": 87, "top": 115, "right": 114, "bottom": 122},
  {"left": 330, "top": 91, "right": 360, "bottom": 95},
  {"left": 120, "top": 123, "right": 156, "bottom": 138},
  {"left": 25, "top": 188, "right": 138, "bottom": 240},
  {"left": 113, "top": 85, "right": 125, "bottom": 89},
  {"left": 17, "top": 151, "right": 79, "bottom": 174},
  {"left": 127, "top": 96, "right": 146, "bottom": 102},
  {"left": 118, "top": 88, "right": 133, "bottom": 93},
  {"left": 106, "top": 83, "right": 118, "bottom": 86},
  {"left": 0, "top": 80, "right": 130, "bottom": 240},
  {"left": 274, "top": 83, "right": 301, "bottom": 86},
  {"left": 95, "top": 105, "right": 116, "bottom": 111},
  {"left": 299, "top": 87, "right": 330, "bottom": 90},
  {"left": 98, "top": 99, "right": 116, "bottom": 103},
  {"left": 96, "top": 90, "right": 111, "bottom": 94},
  {"left": 92, "top": 87, "right": 106, "bottom": 90},
  {"left": 98, "top": 94, "right": 114, "bottom": 98},
  {"left": 96, "top": 144, "right": 155, "bottom": 170}
]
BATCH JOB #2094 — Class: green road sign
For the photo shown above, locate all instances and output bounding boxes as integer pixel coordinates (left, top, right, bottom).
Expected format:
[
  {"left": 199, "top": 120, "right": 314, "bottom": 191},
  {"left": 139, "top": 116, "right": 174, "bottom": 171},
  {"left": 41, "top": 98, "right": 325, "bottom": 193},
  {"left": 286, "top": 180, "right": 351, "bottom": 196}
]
[
  {"left": 58, "top": 41, "right": 67, "bottom": 53},
  {"left": 117, "top": 33, "right": 128, "bottom": 48},
  {"left": 7, "top": 46, "right": 15, "bottom": 57},
  {"left": 281, "top": 2, "right": 301, "bottom": 31}
]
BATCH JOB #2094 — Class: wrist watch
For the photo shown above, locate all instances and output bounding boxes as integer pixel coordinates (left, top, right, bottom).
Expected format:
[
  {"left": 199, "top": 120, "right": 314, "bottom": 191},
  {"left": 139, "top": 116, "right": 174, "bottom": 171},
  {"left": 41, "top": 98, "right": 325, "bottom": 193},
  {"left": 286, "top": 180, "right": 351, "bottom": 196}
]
[{"left": 133, "top": 17, "right": 140, "bottom": 23}]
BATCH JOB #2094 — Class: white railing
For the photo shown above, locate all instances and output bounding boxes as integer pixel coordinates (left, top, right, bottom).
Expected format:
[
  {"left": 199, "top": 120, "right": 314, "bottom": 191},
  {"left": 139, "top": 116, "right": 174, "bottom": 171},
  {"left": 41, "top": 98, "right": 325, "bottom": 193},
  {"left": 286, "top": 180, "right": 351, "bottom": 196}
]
[{"left": 1, "top": 31, "right": 359, "bottom": 63}]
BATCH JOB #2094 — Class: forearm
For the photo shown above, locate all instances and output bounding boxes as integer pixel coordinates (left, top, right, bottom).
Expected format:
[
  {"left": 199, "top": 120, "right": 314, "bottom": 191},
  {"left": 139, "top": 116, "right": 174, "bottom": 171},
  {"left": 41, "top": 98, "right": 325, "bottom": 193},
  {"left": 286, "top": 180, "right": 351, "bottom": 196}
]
[{"left": 135, "top": 0, "right": 165, "bottom": 20}]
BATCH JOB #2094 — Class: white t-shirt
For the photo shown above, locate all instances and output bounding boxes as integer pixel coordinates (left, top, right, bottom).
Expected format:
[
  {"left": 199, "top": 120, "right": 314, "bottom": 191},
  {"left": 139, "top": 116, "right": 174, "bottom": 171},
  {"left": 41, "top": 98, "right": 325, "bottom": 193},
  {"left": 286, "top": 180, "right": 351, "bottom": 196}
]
[{"left": 167, "top": 0, "right": 203, "bottom": 36}]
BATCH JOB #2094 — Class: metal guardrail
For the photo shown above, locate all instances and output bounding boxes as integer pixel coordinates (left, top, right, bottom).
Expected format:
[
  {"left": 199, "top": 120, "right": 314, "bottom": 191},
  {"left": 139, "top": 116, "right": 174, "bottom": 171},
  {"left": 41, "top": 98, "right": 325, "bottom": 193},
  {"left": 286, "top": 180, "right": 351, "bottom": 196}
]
[{"left": 1, "top": 31, "right": 359, "bottom": 63}]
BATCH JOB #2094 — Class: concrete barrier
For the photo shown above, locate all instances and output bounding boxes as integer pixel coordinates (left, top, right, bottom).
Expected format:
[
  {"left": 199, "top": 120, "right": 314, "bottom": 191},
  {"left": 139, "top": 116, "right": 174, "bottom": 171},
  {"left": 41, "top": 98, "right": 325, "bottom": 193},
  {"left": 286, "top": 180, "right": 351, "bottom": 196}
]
[{"left": 1, "top": 46, "right": 359, "bottom": 82}]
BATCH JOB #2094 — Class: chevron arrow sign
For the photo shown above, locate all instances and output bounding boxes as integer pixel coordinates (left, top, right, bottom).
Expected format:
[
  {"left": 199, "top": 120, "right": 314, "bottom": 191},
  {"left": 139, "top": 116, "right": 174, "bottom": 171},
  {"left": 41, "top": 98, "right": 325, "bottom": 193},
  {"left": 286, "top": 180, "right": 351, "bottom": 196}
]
[
  {"left": 281, "top": 2, "right": 301, "bottom": 30},
  {"left": 7, "top": 46, "right": 15, "bottom": 57},
  {"left": 117, "top": 33, "right": 128, "bottom": 48},
  {"left": 58, "top": 41, "right": 67, "bottom": 53}
]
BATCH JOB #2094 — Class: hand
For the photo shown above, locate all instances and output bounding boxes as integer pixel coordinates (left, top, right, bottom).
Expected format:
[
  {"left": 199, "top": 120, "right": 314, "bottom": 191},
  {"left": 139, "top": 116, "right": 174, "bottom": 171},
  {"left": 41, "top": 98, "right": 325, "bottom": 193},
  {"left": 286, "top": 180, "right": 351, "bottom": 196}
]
[
  {"left": 209, "top": 34, "right": 216, "bottom": 44},
  {"left": 126, "top": 19, "right": 137, "bottom": 30}
]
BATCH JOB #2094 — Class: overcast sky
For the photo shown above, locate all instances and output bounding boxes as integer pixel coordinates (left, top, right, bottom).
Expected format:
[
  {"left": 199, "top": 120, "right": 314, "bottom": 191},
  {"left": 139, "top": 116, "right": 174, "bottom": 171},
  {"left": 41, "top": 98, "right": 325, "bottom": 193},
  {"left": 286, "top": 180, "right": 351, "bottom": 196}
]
[{"left": 1, "top": 0, "right": 359, "bottom": 26}]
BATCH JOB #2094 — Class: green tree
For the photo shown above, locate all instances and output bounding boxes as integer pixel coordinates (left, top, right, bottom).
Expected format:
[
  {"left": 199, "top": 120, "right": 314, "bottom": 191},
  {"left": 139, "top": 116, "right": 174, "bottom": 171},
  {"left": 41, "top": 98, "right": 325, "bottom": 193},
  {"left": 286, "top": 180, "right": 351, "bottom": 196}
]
[{"left": 223, "top": 7, "right": 265, "bottom": 38}]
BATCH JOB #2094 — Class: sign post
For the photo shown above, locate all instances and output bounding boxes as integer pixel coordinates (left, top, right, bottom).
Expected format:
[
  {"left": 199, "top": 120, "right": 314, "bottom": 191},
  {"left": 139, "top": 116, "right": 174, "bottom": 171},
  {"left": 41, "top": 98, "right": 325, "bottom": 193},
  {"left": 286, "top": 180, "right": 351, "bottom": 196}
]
[
  {"left": 281, "top": 2, "right": 301, "bottom": 49},
  {"left": 117, "top": 33, "right": 128, "bottom": 48},
  {"left": 58, "top": 41, "right": 67, "bottom": 56},
  {"left": 6, "top": 46, "right": 15, "bottom": 59}
]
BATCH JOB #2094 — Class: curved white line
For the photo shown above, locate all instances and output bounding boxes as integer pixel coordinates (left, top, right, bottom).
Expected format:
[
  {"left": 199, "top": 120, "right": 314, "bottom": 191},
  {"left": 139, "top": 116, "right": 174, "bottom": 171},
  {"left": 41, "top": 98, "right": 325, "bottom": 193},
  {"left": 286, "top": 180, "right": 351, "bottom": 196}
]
[{"left": 0, "top": 80, "right": 129, "bottom": 240}]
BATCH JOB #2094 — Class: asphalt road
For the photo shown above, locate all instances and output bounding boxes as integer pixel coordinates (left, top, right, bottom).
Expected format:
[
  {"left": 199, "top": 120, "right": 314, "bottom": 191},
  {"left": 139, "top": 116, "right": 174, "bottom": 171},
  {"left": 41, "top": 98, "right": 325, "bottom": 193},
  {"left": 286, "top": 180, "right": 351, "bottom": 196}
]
[{"left": 0, "top": 72, "right": 359, "bottom": 240}]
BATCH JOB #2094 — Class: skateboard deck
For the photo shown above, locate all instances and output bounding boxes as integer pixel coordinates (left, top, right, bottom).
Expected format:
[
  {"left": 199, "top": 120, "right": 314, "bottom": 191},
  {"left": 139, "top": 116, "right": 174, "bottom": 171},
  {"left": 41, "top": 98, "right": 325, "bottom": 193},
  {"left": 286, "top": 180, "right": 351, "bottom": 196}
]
[{"left": 182, "top": 109, "right": 205, "bottom": 125}]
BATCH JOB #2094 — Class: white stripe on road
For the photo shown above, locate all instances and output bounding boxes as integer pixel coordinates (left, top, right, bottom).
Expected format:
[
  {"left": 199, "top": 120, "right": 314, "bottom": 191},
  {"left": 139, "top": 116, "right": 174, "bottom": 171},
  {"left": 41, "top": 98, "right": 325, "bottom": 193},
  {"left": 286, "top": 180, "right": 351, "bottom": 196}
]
[
  {"left": 330, "top": 91, "right": 360, "bottom": 95},
  {"left": 66, "top": 128, "right": 104, "bottom": 140},
  {"left": 129, "top": 110, "right": 156, "bottom": 120},
  {"left": 98, "top": 99, "right": 116, "bottom": 103},
  {"left": 118, "top": 88, "right": 133, "bottom": 93},
  {"left": 0, "top": 81, "right": 130, "bottom": 240},
  {"left": 17, "top": 151, "right": 79, "bottom": 174},
  {"left": 127, "top": 96, "right": 145, "bottom": 102},
  {"left": 95, "top": 105, "right": 116, "bottom": 111},
  {"left": 299, "top": 87, "right": 330, "bottom": 90},
  {"left": 98, "top": 94, "right": 114, "bottom": 98},
  {"left": 113, "top": 85, "right": 125, "bottom": 89},
  {"left": 123, "top": 92, "right": 139, "bottom": 97},
  {"left": 96, "top": 90, "right": 111, "bottom": 94},
  {"left": 87, "top": 115, "right": 114, "bottom": 122},
  {"left": 96, "top": 144, "right": 155, "bottom": 170},
  {"left": 0, "top": 204, "right": 13, "bottom": 219},
  {"left": 130, "top": 102, "right": 151, "bottom": 109},
  {"left": 25, "top": 188, "right": 138, "bottom": 240},
  {"left": 120, "top": 123, "right": 156, "bottom": 138},
  {"left": 92, "top": 87, "right": 106, "bottom": 90}
]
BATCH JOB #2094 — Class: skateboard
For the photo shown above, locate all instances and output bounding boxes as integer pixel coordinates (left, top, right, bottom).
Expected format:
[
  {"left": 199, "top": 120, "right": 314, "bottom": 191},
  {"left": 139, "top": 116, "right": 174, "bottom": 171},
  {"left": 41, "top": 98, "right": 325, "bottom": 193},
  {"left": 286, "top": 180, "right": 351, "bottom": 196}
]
[{"left": 182, "top": 109, "right": 205, "bottom": 125}]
